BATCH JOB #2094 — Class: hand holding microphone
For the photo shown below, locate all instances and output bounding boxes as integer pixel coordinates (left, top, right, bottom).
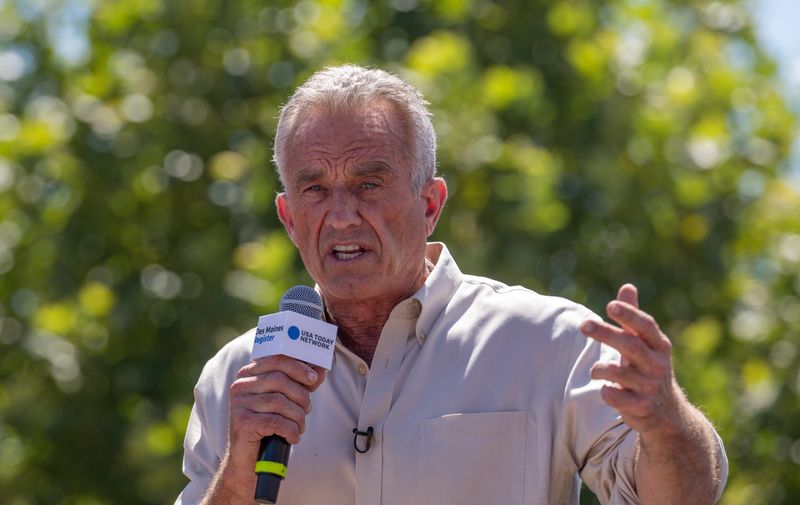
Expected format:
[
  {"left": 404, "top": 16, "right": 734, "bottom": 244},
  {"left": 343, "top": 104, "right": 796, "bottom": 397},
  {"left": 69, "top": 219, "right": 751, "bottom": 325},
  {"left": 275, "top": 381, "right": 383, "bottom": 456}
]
[
  {"left": 251, "top": 286, "right": 337, "bottom": 503},
  {"left": 222, "top": 286, "right": 336, "bottom": 504}
]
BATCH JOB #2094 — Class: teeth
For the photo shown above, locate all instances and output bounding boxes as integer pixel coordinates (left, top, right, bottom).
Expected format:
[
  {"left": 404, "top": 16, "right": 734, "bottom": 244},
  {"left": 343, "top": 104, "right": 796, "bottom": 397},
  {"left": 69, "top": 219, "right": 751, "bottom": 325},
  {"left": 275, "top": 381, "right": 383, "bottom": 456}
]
[
  {"left": 332, "top": 244, "right": 360, "bottom": 252},
  {"left": 335, "top": 251, "right": 362, "bottom": 260},
  {"left": 331, "top": 244, "right": 364, "bottom": 260}
]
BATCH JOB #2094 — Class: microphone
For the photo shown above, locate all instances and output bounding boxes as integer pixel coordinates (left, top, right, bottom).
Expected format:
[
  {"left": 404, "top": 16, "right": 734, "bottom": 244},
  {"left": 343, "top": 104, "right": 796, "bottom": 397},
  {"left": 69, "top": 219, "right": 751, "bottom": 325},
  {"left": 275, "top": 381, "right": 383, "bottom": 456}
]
[{"left": 253, "top": 286, "right": 332, "bottom": 504}]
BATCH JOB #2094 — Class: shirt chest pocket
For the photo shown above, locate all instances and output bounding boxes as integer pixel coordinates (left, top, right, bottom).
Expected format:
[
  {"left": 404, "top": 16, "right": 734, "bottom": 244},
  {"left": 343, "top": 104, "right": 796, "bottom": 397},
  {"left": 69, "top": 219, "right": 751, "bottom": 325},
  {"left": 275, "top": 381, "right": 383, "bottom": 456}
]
[{"left": 417, "top": 411, "right": 527, "bottom": 505}]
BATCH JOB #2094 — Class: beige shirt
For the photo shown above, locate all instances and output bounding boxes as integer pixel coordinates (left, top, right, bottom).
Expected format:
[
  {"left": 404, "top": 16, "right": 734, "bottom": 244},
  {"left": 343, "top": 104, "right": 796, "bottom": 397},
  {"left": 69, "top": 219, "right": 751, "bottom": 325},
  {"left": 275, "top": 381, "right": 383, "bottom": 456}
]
[{"left": 176, "top": 243, "right": 727, "bottom": 505}]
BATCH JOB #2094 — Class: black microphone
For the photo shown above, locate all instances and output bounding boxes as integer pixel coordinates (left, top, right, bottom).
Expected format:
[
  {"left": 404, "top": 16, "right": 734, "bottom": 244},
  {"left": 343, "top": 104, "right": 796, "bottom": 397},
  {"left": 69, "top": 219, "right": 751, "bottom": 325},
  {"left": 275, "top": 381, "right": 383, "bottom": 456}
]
[{"left": 254, "top": 285, "right": 325, "bottom": 504}]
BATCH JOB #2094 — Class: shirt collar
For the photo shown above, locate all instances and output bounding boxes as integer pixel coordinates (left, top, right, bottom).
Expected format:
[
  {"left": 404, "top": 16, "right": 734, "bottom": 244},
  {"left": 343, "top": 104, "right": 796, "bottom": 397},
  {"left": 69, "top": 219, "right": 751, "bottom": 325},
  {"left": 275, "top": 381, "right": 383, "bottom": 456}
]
[
  {"left": 411, "top": 242, "right": 463, "bottom": 345},
  {"left": 325, "top": 242, "right": 463, "bottom": 363}
]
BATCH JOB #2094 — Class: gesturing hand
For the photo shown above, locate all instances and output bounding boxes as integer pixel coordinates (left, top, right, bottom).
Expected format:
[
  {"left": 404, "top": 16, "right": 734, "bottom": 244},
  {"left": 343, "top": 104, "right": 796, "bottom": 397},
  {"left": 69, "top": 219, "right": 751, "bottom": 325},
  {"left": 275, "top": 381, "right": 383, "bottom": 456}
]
[{"left": 580, "top": 283, "right": 685, "bottom": 434}]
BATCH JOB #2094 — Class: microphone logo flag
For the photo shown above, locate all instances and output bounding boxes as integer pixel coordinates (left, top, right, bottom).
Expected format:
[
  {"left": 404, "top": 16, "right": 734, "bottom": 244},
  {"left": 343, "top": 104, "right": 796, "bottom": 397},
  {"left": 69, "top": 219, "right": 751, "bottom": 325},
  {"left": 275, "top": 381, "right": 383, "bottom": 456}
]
[{"left": 252, "top": 311, "right": 337, "bottom": 370}]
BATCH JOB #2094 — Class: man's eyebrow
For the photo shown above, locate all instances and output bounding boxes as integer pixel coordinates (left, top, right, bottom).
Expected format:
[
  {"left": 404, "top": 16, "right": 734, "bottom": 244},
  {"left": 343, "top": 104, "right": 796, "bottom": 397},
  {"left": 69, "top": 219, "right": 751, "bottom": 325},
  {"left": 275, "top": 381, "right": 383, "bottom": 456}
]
[
  {"left": 290, "top": 163, "right": 396, "bottom": 188},
  {"left": 351, "top": 163, "right": 395, "bottom": 177},
  {"left": 293, "top": 167, "right": 325, "bottom": 187}
]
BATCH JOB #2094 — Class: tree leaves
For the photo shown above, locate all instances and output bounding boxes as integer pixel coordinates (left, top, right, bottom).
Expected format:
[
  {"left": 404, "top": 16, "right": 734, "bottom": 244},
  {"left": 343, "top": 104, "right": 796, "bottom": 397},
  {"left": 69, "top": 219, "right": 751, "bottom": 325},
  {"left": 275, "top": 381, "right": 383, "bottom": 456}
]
[{"left": 0, "top": 0, "right": 798, "bottom": 503}]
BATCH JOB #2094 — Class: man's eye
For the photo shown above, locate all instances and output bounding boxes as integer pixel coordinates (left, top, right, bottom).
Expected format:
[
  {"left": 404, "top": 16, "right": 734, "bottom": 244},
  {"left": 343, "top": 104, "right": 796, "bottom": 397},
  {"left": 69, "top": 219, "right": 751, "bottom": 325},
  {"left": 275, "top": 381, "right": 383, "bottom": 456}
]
[
  {"left": 362, "top": 182, "right": 379, "bottom": 190},
  {"left": 305, "top": 184, "right": 322, "bottom": 192}
]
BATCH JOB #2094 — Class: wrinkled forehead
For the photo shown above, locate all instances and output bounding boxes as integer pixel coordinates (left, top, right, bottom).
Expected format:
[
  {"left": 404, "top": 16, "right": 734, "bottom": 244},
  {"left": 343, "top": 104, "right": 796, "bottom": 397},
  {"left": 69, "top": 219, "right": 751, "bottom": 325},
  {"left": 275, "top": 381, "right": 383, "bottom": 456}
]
[
  {"left": 284, "top": 101, "right": 412, "bottom": 169},
  {"left": 294, "top": 100, "right": 406, "bottom": 140}
]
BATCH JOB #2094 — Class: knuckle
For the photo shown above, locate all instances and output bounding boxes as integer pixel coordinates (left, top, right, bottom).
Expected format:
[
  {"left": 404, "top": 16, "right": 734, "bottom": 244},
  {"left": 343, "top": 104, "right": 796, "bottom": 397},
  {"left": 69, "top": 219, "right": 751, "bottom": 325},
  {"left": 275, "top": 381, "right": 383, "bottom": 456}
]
[
  {"left": 651, "top": 359, "right": 669, "bottom": 377},
  {"left": 601, "top": 386, "right": 623, "bottom": 406},
  {"left": 641, "top": 381, "right": 658, "bottom": 397},
  {"left": 272, "top": 413, "right": 302, "bottom": 439},
  {"left": 632, "top": 398, "right": 650, "bottom": 417},
  {"left": 296, "top": 390, "right": 311, "bottom": 411},
  {"left": 264, "top": 370, "right": 291, "bottom": 389},
  {"left": 266, "top": 394, "right": 307, "bottom": 425},
  {"left": 264, "top": 413, "right": 285, "bottom": 432},
  {"left": 617, "top": 367, "right": 632, "bottom": 383},
  {"left": 264, "top": 392, "right": 290, "bottom": 410},
  {"left": 237, "top": 410, "right": 261, "bottom": 430},
  {"left": 644, "top": 314, "right": 660, "bottom": 332},
  {"left": 590, "top": 367, "right": 605, "bottom": 381},
  {"left": 624, "top": 337, "right": 645, "bottom": 358},
  {"left": 229, "top": 377, "right": 250, "bottom": 395},
  {"left": 229, "top": 406, "right": 250, "bottom": 425}
]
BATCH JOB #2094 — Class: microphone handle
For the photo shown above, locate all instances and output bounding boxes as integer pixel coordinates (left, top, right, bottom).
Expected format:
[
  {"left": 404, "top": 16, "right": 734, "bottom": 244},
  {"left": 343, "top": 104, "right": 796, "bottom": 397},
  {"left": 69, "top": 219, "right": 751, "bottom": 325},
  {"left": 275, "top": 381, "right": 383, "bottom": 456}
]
[{"left": 254, "top": 435, "right": 291, "bottom": 504}]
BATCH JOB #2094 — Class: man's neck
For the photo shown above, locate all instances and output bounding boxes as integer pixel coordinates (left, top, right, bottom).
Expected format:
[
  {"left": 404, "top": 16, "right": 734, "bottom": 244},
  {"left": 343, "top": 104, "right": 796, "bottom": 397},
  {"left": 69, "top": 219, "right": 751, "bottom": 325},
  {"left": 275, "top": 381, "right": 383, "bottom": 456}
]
[
  {"left": 325, "top": 257, "right": 435, "bottom": 366},
  {"left": 328, "top": 305, "right": 393, "bottom": 366}
]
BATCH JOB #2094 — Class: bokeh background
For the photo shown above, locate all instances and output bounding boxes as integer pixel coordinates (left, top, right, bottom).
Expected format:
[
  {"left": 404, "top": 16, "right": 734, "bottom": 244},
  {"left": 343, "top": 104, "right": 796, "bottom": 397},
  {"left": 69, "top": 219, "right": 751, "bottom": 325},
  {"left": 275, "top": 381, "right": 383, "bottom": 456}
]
[{"left": 1, "top": 0, "right": 799, "bottom": 503}]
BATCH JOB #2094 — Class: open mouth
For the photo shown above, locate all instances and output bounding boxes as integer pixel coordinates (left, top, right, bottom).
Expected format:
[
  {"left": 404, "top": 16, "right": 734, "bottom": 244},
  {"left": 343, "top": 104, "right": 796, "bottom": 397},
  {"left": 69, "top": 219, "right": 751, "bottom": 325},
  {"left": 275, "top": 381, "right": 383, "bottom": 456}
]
[{"left": 331, "top": 244, "right": 366, "bottom": 261}]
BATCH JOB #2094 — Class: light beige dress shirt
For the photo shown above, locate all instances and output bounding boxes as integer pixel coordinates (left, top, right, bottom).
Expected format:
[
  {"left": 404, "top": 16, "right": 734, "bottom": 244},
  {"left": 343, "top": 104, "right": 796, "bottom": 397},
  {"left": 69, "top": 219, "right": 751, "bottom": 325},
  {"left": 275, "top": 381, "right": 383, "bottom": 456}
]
[{"left": 176, "top": 242, "right": 727, "bottom": 505}]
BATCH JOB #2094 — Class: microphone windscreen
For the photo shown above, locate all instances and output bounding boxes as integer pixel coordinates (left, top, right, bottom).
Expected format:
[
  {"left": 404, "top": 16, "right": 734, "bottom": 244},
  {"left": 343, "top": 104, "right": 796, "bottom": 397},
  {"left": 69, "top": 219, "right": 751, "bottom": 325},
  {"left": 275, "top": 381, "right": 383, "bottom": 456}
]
[{"left": 279, "top": 285, "right": 323, "bottom": 320}]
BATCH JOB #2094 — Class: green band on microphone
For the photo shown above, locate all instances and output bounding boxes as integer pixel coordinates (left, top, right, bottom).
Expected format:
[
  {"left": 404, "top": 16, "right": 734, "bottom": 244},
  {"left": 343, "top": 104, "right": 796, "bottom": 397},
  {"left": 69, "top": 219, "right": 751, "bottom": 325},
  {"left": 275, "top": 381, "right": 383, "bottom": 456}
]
[{"left": 255, "top": 461, "right": 287, "bottom": 478}]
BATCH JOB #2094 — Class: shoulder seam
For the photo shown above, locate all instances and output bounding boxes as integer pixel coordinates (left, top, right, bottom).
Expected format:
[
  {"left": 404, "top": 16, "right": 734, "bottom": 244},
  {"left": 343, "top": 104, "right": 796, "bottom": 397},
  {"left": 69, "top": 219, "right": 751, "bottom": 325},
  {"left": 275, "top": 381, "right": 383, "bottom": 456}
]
[{"left": 461, "top": 276, "right": 533, "bottom": 295}]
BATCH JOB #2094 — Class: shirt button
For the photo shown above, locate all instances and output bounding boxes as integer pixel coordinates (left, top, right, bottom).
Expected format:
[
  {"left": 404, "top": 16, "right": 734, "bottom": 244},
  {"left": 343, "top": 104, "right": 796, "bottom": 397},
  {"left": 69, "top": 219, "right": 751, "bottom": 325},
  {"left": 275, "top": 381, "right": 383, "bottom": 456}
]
[
  {"left": 418, "top": 333, "right": 427, "bottom": 342},
  {"left": 358, "top": 364, "right": 368, "bottom": 376}
]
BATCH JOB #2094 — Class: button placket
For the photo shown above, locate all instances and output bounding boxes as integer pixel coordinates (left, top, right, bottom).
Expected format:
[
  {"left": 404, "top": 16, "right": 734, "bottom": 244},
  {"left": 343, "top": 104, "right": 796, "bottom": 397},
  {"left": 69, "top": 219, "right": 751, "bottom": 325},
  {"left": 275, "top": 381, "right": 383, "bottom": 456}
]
[{"left": 353, "top": 315, "right": 412, "bottom": 505}]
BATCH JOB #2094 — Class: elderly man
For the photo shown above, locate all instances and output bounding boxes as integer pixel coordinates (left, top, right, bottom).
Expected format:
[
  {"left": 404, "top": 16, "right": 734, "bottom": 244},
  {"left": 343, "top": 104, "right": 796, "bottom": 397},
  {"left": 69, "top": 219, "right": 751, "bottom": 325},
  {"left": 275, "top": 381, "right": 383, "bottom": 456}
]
[{"left": 176, "top": 65, "right": 727, "bottom": 505}]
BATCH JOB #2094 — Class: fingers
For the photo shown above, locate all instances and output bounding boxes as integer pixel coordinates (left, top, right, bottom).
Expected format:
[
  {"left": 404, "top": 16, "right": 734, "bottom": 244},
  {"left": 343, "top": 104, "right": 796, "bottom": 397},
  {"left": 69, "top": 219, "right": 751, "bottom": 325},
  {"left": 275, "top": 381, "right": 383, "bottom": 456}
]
[
  {"left": 591, "top": 362, "right": 662, "bottom": 397},
  {"left": 598, "top": 384, "right": 654, "bottom": 420},
  {"left": 231, "top": 395, "right": 309, "bottom": 444},
  {"left": 240, "top": 354, "right": 320, "bottom": 387},
  {"left": 231, "top": 373, "right": 312, "bottom": 414},
  {"left": 616, "top": 283, "right": 639, "bottom": 308},
  {"left": 229, "top": 355, "right": 326, "bottom": 446},
  {"left": 582, "top": 285, "right": 683, "bottom": 434},
  {"left": 581, "top": 319, "right": 653, "bottom": 367},
  {"left": 606, "top": 300, "right": 671, "bottom": 353},
  {"left": 308, "top": 365, "right": 327, "bottom": 392}
]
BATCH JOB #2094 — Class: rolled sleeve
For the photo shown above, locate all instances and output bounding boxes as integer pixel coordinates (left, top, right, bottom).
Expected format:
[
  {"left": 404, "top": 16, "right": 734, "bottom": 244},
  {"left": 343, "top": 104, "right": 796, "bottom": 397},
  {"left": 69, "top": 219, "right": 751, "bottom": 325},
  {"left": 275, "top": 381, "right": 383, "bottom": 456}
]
[{"left": 559, "top": 320, "right": 640, "bottom": 505}]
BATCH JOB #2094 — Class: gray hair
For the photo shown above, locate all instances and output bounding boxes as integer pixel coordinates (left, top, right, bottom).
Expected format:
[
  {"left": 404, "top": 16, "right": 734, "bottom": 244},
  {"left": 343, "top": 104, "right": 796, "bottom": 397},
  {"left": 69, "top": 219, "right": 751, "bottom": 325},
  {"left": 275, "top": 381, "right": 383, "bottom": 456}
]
[{"left": 273, "top": 65, "right": 437, "bottom": 192}]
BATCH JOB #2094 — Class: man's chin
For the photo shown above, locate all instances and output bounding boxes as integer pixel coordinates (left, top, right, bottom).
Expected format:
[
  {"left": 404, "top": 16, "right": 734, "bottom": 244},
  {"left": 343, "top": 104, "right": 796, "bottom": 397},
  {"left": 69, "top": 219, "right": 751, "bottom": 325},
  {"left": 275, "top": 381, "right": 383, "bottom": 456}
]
[{"left": 321, "top": 283, "right": 373, "bottom": 301}]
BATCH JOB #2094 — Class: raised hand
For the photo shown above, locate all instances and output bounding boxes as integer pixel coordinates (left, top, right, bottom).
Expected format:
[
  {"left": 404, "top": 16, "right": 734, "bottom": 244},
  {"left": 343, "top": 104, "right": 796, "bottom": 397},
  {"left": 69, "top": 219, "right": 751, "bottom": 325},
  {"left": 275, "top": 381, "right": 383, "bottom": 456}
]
[
  {"left": 580, "top": 283, "right": 685, "bottom": 434},
  {"left": 580, "top": 284, "right": 724, "bottom": 505}
]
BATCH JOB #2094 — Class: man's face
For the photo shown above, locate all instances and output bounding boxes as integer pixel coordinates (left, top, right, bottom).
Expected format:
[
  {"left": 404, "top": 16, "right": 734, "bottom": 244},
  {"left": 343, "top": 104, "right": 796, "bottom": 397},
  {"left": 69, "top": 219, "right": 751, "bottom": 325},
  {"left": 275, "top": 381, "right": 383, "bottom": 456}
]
[{"left": 276, "top": 102, "right": 446, "bottom": 307}]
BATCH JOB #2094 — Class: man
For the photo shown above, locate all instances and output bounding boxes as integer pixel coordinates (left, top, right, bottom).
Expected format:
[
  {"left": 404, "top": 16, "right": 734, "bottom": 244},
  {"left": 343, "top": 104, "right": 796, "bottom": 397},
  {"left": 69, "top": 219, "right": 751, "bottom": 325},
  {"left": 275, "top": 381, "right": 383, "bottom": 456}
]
[{"left": 176, "top": 65, "right": 727, "bottom": 504}]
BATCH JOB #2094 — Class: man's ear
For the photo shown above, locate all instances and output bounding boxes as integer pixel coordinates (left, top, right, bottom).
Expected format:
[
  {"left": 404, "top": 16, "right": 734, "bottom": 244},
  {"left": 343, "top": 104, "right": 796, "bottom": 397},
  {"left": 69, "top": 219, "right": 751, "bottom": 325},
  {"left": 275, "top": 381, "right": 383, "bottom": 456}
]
[
  {"left": 276, "top": 193, "right": 298, "bottom": 245},
  {"left": 422, "top": 177, "right": 448, "bottom": 237}
]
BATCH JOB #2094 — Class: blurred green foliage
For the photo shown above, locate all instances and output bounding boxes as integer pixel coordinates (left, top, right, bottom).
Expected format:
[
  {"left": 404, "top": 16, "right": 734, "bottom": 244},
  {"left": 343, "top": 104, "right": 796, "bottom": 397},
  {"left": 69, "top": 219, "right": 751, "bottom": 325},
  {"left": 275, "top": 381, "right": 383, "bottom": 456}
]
[{"left": 0, "top": 0, "right": 798, "bottom": 503}]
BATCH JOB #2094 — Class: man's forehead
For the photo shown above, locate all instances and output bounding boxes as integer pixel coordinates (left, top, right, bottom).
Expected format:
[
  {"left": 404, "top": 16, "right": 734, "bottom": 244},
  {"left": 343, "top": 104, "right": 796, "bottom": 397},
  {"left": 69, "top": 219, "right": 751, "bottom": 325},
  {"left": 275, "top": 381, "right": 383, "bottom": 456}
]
[
  {"left": 291, "top": 102, "right": 405, "bottom": 142},
  {"left": 283, "top": 103, "right": 410, "bottom": 174},
  {"left": 292, "top": 163, "right": 396, "bottom": 184}
]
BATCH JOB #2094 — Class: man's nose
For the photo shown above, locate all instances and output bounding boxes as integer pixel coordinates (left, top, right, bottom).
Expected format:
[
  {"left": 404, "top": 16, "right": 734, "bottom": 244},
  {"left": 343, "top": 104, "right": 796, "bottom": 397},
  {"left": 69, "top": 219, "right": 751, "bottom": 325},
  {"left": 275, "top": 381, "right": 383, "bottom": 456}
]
[{"left": 325, "top": 187, "right": 361, "bottom": 229}]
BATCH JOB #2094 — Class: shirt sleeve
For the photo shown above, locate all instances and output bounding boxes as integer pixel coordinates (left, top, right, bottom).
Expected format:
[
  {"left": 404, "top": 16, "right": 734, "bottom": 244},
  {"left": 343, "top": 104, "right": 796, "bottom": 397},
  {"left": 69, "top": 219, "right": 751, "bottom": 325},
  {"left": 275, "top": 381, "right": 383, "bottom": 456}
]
[
  {"left": 174, "top": 381, "right": 222, "bottom": 505},
  {"left": 558, "top": 321, "right": 640, "bottom": 505},
  {"left": 174, "top": 332, "right": 253, "bottom": 504}
]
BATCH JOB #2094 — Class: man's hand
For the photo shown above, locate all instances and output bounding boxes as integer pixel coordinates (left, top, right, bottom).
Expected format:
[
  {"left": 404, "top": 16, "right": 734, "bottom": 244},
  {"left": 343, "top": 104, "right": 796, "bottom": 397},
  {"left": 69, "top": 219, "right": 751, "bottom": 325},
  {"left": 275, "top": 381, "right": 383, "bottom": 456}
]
[
  {"left": 580, "top": 283, "right": 723, "bottom": 505},
  {"left": 579, "top": 283, "right": 684, "bottom": 434},
  {"left": 201, "top": 355, "right": 326, "bottom": 504}
]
